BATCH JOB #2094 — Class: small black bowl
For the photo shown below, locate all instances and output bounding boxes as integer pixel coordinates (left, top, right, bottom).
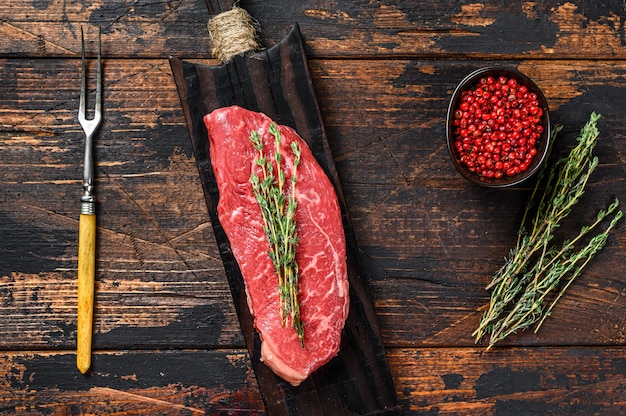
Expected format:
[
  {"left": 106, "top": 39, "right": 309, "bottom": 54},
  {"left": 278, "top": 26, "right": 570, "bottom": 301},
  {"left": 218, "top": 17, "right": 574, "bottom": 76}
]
[{"left": 446, "top": 67, "right": 551, "bottom": 187}]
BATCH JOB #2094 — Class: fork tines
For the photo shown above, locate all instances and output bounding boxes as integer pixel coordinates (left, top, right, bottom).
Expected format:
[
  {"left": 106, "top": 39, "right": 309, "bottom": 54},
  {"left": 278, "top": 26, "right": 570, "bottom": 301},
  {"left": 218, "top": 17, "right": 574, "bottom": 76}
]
[{"left": 79, "top": 26, "right": 102, "bottom": 135}]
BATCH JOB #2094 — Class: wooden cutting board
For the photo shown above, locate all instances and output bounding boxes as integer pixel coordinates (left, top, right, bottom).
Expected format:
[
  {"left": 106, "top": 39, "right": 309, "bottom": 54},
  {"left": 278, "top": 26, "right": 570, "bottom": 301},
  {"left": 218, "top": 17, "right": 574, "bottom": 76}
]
[{"left": 169, "top": 2, "right": 397, "bottom": 414}]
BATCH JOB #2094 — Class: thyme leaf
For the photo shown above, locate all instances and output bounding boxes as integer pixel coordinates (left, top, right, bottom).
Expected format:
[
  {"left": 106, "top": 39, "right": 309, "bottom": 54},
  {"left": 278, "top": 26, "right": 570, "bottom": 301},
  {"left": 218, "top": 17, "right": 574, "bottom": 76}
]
[
  {"left": 250, "top": 123, "right": 304, "bottom": 347},
  {"left": 473, "top": 112, "right": 623, "bottom": 349}
]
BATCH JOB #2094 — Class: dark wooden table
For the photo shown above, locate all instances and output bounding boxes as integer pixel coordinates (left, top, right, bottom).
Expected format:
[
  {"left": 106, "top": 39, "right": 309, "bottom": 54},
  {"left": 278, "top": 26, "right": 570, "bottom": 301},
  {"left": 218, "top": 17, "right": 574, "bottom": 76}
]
[{"left": 1, "top": 1, "right": 625, "bottom": 414}]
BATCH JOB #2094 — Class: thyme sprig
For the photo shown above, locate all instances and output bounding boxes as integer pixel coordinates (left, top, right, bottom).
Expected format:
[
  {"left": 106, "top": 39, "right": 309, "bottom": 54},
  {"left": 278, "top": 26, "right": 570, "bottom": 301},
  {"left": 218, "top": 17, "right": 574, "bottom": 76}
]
[
  {"left": 473, "top": 112, "right": 623, "bottom": 349},
  {"left": 249, "top": 122, "right": 304, "bottom": 347}
]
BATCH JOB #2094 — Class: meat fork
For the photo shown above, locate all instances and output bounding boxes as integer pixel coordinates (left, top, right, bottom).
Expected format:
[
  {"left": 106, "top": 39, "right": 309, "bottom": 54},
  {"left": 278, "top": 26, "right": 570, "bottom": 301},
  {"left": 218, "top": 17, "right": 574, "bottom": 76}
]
[{"left": 77, "top": 26, "right": 102, "bottom": 375}]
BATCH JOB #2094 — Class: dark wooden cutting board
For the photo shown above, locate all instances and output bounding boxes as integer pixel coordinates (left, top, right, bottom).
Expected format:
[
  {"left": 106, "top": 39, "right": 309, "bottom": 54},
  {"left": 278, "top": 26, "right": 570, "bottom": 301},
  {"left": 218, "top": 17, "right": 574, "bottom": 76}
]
[{"left": 169, "top": 3, "right": 397, "bottom": 414}]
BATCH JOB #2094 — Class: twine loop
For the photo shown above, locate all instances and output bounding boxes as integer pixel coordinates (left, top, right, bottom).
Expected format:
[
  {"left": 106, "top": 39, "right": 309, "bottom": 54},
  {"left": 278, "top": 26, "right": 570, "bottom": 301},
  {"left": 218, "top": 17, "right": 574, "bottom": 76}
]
[{"left": 208, "top": 7, "right": 260, "bottom": 63}]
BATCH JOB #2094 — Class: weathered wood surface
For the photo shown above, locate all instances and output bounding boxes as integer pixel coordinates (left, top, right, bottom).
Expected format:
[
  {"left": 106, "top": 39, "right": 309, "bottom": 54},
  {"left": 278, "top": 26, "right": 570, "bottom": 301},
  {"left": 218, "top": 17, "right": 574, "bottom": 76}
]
[
  {"left": 1, "top": 0, "right": 625, "bottom": 414},
  {"left": 2, "top": 347, "right": 626, "bottom": 414},
  {"left": 1, "top": 1, "right": 625, "bottom": 60}
]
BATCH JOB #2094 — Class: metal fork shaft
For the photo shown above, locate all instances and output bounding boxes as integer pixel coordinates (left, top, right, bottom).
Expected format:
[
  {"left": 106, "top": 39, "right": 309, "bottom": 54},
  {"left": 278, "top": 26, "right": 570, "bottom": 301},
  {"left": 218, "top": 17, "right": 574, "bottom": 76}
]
[
  {"left": 81, "top": 131, "right": 96, "bottom": 215},
  {"left": 78, "top": 27, "right": 101, "bottom": 215}
]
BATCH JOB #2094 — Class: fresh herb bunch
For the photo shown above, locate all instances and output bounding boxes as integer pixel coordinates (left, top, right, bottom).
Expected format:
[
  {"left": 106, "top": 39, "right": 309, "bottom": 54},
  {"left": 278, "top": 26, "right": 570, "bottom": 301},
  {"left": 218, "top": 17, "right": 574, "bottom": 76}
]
[
  {"left": 473, "top": 112, "right": 623, "bottom": 350},
  {"left": 249, "top": 123, "right": 304, "bottom": 347}
]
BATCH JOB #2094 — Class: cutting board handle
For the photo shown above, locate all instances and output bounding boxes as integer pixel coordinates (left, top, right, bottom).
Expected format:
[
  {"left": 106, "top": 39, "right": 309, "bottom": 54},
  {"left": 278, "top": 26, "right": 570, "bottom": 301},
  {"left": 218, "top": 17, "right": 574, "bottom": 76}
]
[
  {"left": 204, "top": 0, "right": 260, "bottom": 63},
  {"left": 205, "top": 0, "right": 237, "bottom": 16}
]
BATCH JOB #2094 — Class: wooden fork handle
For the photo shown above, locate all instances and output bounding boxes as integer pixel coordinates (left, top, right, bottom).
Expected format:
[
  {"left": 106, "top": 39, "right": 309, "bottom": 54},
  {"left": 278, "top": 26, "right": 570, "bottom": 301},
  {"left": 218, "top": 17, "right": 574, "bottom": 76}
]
[{"left": 77, "top": 212, "right": 96, "bottom": 374}]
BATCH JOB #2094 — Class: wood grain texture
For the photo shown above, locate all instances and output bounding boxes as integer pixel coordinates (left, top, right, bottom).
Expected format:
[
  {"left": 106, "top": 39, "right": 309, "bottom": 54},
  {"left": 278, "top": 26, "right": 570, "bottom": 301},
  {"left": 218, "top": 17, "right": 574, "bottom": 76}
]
[
  {"left": 2, "top": 348, "right": 625, "bottom": 415},
  {"left": 1, "top": 0, "right": 625, "bottom": 413},
  {"left": 0, "top": 350, "right": 265, "bottom": 415},
  {"left": 1, "top": 0, "right": 625, "bottom": 59},
  {"left": 77, "top": 212, "right": 97, "bottom": 373},
  {"left": 387, "top": 347, "right": 626, "bottom": 415}
]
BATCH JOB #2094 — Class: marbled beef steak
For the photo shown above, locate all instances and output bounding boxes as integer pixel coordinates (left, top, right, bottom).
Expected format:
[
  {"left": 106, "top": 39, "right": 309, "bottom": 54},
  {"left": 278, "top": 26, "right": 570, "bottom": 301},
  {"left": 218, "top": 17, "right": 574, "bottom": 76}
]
[{"left": 204, "top": 105, "right": 349, "bottom": 386}]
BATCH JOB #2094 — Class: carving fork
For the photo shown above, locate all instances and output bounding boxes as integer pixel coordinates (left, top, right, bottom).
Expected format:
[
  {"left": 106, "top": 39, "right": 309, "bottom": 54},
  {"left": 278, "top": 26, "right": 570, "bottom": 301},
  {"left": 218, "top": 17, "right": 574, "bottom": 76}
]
[{"left": 77, "top": 27, "right": 102, "bottom": 374}]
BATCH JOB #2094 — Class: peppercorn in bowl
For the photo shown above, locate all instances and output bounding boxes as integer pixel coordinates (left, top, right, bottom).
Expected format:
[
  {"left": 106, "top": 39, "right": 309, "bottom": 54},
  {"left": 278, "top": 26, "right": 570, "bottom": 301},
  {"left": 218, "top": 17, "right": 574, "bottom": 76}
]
[{"left": 446, "top": 67, "right": 551, "bottom": 187}]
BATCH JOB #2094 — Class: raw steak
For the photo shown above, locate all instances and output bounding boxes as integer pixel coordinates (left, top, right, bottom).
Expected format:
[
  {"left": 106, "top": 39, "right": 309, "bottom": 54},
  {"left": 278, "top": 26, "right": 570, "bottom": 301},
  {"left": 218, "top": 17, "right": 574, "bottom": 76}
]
[{"left": 204, "top": 106, "right": 349, "bottom": 386}]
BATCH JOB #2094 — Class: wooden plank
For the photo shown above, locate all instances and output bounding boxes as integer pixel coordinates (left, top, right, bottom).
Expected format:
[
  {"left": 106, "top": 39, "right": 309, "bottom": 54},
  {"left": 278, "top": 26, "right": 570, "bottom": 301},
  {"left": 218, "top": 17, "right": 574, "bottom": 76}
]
[
  {"left": 1, "top": 1, "right": 625, "bottom": 59},
  {"left": 0, "top": 350, "right": 265, "bottom": 414},
  {"left": 246, "top": 0, "right": 626, "bottom": 60},
  {"left": 1, "top": 347, "right": 625, "bottom": 415},
  {"left": 1, "top": 58, "right": 624, "bottom": 351},
  {"left": 0, "top": 0, "right": 212, "bottom": 58},
  {"left": 387, "top": 347, "right": 626, "bottom": 415}
]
